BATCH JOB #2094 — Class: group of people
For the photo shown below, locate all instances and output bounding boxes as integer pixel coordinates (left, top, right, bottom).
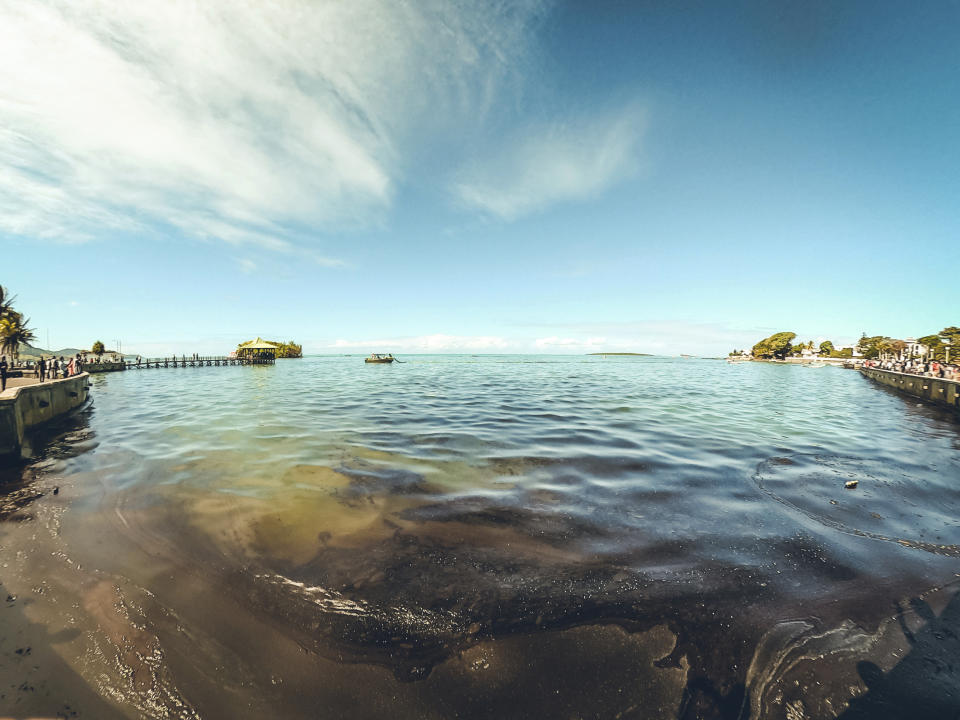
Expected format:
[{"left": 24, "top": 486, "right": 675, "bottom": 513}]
[
  {"left": 31, "top": 354, "right": 82, "bottom": 382},
  {"left": 0, "top": 354, "right": 82, "bottom": 391},
  {"left": 862, "top": 358, "right": 960, "bottom": 380}
]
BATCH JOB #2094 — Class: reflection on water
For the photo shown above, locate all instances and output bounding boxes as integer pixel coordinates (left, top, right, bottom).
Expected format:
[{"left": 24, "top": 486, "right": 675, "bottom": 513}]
[{"left": 0, "top": 356, "right": 958, "bottom": 719}]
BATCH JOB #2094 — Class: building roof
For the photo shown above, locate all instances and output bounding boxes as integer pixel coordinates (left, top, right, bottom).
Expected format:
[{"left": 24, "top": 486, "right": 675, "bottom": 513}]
[{"left": 238, "top": 337, "right": 279, "bottom": 350}]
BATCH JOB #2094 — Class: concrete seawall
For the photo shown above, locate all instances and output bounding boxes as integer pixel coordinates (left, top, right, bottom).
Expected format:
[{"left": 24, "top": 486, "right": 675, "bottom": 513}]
[
  {"left": 859, "top": 367, "right": 960, "bottom": 415},
  {"left": 81, "top": 361, "right": 126, "bottom": 373},
  {"left": 0, "top": 373, "right": 91, "bottom": 457}
]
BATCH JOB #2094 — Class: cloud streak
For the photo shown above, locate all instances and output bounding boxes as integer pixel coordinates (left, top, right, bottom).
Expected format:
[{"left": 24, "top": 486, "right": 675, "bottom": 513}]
[
  {"left": 455, "top": 104, "right": 646, "bottom": 220},
  {"left": 0, "top": 0, "right": 544, "bottom": 249}
]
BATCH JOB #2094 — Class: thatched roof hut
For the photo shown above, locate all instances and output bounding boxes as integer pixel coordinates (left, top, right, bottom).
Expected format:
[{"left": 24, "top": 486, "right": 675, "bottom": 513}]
[{"left": 237, "top": 337, "right": 279, "bottom": 359}]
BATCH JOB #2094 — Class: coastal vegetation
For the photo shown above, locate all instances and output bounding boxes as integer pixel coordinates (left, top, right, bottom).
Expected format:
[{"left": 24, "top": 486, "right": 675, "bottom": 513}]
[
  {"left": 91, "top": 340, "right": 105, "bottom": 355},
  {"left": 735, "top": 326, "right": 958, "bottom": 362},
  {"left": 916, "top": 327, "right": 959, "bottom": 362},
  {"left": 273, "top": 341, "right": 303, "bottom": 358},
  {"left": 750, "top": 331, "right": 796, "bottom": 359},
  {"left": 853, "top": 328, "right": 958, "bottom": 360},
  {"left": 856, "top": 336, "right": 904, "bottom": 359},
  {"left": 789, "top": 340, "right": 814, "bottom": 357},
  {"left": 0, "top": 285, "right": 37, "bottom": 362}
]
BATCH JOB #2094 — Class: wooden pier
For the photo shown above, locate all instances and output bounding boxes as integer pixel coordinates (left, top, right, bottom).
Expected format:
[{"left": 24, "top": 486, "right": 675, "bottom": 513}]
[
  {"left": 79, "top": 356, "right": 274, "bottom": 373},
  {"left": 125, "top": 356, "right": 274, "bottom": 369}
]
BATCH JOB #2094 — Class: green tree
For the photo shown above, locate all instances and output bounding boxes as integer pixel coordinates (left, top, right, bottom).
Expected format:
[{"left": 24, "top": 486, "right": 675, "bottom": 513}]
[
  {"left": 92, "top": 340, "right": 105, "bottom": 355},
  {"left": 0, "top": 311, "right": 37, "bottom": 363},
  {"left": 752, "top": 331, "right": 796, "bottom": 359},
  {"left": 819, "top": 340, "right": 834, "bottom": 356},
  {"left": 917, "top": 335, "right": 942, "bottom": 361},
  {"left": 0, "top": 285, "right": 13, "bottom": 319},
  {"left": 940, "top": 327, "right": 960, "bottom": 363},
  {"left": 857, "top": 335, "right": 898, "bottom": 359},
  {"left": 0, "top": 287, "right": 37, "bottom": 363},
  {"left": 274, "top": 340, "right": 303, "bottom": 358}
]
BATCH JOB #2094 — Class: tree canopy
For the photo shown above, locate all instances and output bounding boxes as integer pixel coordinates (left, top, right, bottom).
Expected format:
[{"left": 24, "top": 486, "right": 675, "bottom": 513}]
[
  {"left": 940, "top": 327, "right": 960, "bottom": 361},
  {"left": 752, "top": 331, "right": 796, "bottom": 359},
  {"left": 0, "top": 285, "right": 36, "bottom": 361},
  {"left": 272, "top": 341, "right": 303, "bottom": 359},
  {"left": 917, "top": 328, "right": 960, "bottom": 362},
  {"left": 748, "top": 325, "right": 959, "bottom": 363},
  {"left": 857, "top": 335, "right": 911, "bottom": 359},
  {"left": 92, "top": 340, "right": 105, "bottom": 355}
]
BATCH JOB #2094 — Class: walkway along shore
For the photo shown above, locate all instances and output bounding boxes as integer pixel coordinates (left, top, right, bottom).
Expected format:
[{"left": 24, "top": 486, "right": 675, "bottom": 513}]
[
  {"left": 0, "top": 373, "right": 91, "bottom": 457},
  {"left": 859, "top": 366, "right": 960, "bottom": 415}
]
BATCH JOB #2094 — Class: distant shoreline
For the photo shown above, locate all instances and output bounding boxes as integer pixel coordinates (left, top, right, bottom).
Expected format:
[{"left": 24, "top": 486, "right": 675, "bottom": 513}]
[{"left": 587, "top": 352, "right": 652, "bottom": 356}]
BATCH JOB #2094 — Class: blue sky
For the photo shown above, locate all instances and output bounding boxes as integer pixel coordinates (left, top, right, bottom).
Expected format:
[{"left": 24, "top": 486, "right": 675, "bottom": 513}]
[{"left": 2, "top": 1, "right": 957, "bottom": 356}]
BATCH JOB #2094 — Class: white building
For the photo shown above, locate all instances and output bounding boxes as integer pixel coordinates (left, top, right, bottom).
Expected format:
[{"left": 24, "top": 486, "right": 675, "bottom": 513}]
[{"left": 903, "top": 338, "right": 929, "bottom": 359}]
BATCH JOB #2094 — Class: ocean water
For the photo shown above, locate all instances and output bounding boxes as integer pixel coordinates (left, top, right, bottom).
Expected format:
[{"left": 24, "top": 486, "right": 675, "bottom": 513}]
[{"left": 1, "top": 356, "right": 959, "bottom": 719}]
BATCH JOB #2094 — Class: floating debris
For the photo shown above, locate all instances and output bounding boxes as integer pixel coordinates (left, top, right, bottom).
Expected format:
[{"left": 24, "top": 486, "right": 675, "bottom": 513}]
[{"left": 845, "top": 480, "right": 859, "bottom": 489}]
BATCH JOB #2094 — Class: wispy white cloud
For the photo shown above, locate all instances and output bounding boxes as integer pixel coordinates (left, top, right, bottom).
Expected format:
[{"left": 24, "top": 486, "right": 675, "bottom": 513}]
[
  {"left": 236, "top": 258, "right": 257, "bottom": 275},
  {"left": 0, "top": 0, "right": 545, "bottom": 250},
  {"left": 455, "top": 103, "right": 646, "bottom": 220}
]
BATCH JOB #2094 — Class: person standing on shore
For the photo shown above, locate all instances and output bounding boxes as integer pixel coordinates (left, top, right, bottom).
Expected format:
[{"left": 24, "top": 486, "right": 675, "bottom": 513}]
[
  {"left": 0, "top": 355, "right": 7, "bottom": 392},
  {"left": 38, "top": 356, "right": 46, "bottom": 382}
]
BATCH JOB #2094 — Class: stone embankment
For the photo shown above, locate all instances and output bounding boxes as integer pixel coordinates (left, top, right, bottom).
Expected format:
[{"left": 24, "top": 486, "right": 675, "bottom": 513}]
[
  {"left": 0, "top": 373, "right": 90, "bottom": 457},
  {"left": 82, "top": 361, "right": 125, "bottom": 373},
  {"left": 859, "top": 367, "right": 960, "bottom": 415}
]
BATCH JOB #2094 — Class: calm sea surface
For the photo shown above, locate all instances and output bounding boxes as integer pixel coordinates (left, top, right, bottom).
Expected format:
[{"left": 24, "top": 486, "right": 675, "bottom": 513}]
[{"left": 1, "top": 356, "right": 959, "bottom": 719}]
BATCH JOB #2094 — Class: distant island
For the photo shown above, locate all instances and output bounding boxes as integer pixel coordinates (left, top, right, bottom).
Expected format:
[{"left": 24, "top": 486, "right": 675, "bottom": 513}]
[{"left": 587, "top": 352, "right": 652, "bottom": 356}]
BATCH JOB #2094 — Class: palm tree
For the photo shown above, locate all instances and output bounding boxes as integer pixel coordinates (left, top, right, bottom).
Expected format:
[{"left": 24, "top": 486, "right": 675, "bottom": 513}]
[
  {"left": 0, "top": 285, "right": 14, "bottom": 320},
  {"left": 0, "top": 311, "right": 36, "bottom": 364}
]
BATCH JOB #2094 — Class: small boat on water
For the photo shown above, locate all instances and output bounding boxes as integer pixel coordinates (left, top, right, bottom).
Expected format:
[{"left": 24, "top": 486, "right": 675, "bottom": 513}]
[
  {"left": 365, "top": 353, "right": 396, "bottom": 364},
  {"left": 806, "top": 361, "right": 827, "bottom": 368}
]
